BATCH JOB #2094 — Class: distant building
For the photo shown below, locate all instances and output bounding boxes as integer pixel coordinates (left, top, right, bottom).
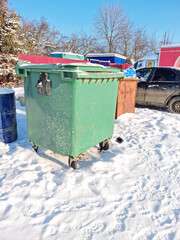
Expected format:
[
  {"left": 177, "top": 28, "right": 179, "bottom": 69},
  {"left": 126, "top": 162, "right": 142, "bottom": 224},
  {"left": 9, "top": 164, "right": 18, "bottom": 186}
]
[
  {"left": 51, "top": 52, "right": 84, "bottom": 60},
  {"left": 86, "top": 53, "right": 126, "bottom": 65}
]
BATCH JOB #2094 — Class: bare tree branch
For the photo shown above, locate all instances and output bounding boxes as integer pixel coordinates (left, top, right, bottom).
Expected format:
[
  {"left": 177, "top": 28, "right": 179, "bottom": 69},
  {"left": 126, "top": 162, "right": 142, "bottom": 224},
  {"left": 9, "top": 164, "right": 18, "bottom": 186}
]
[
  {"left": 94, "top": 3, "right": 128, "bottom": 53},
  {"left": 20, "top": 17, "right": 60, "bottom": 56}
]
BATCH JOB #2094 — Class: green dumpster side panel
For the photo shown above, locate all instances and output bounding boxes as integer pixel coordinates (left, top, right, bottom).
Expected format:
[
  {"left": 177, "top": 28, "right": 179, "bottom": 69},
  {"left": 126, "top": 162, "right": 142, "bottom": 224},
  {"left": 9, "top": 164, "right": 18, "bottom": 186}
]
[
  {"left": 18, "top": 63, "right": 125, "bottom": 158},
  {"left": 24, "top": 72, "right": 74, "bottom": 155},
  {"left": 71, "top": 79, "right": 119, "bottom": 157}
]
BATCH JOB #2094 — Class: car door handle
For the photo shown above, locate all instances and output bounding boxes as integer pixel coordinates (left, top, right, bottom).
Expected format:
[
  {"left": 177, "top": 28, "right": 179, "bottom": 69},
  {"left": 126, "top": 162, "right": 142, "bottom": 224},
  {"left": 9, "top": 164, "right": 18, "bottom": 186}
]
[{"left": 147, "top": 85, "right": 159, "bottom": 88}]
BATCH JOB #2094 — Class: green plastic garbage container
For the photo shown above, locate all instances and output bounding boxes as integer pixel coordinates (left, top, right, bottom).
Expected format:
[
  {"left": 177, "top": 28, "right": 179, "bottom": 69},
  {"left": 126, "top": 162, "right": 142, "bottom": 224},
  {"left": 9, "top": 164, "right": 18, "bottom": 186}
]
[{"left": 15, "top": 62, "right": 125, "bottom": 168}]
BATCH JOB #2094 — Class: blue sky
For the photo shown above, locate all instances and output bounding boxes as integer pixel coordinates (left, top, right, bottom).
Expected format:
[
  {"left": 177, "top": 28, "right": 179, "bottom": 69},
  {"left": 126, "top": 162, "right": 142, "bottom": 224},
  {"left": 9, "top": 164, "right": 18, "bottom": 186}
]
[{"left": 9, "top": 0, "right": 180, "bottom": 44}]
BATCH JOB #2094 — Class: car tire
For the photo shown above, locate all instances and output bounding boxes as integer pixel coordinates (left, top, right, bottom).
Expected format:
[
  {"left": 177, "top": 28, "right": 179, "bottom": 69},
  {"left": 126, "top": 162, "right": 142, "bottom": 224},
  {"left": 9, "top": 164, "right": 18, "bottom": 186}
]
[{"left": 168, "top": 97, "right": 180, "bottom": 114}]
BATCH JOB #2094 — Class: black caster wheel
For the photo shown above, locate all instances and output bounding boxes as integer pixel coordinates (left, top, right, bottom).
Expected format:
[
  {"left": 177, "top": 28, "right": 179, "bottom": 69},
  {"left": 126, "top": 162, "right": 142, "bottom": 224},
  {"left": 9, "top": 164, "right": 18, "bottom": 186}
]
[
  {"left": 32, "top": 144, "right": 39, "bottom": 153},
  {"left": 99, "top": 141, "right": 109, "bottom": 152},
  {"left": 68, "top": 157, "right": 78, "bottom": 169}
]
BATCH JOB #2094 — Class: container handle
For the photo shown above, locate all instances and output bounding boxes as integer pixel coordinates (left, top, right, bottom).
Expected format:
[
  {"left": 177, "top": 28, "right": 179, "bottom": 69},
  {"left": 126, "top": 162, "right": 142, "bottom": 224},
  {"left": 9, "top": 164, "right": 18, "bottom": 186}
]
[{"left": 36, "top": 72, "right": 51, "bottom": 96}]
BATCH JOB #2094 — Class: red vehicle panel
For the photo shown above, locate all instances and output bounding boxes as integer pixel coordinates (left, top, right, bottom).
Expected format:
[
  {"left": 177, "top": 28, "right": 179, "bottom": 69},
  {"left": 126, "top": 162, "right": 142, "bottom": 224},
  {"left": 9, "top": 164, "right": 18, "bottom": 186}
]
[
  {"left": 17, "top": 54, "right": 88, "bottom": 64},
  {"left": 159, "top": 46, "right": 180, "bottom": 68},
  {"left": 110, "top": 63, "right": 131, "bottom": 70}
]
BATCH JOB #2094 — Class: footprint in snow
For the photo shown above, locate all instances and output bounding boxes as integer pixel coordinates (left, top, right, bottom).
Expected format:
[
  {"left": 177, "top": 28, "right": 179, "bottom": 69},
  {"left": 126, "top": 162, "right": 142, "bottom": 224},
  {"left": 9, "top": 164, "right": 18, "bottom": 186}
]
[{"left": 80, "top": 222, "right": 106, "bottom": 239}]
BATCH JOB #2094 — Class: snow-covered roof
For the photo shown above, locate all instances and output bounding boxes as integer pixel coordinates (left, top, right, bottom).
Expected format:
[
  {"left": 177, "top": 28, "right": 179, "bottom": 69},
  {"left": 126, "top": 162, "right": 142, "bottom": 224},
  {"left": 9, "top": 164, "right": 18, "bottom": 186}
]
[
  {"left": 161, "top": 44, "right": 180, "bottom": 48},
  {"left": 138, "top": 51, "right": 159, "bottom": 61},
  {"left": 86, "top": 53, "right": 126, "bottom": 59},
  {"left": 51, "top": 52, "right": 84, "bottom": 57},
  {"left": 56, "top": 62, "right": 106, "bottom": 68},
  {"left": 0, "top": 87, "right": 14, "bottom": 95}
]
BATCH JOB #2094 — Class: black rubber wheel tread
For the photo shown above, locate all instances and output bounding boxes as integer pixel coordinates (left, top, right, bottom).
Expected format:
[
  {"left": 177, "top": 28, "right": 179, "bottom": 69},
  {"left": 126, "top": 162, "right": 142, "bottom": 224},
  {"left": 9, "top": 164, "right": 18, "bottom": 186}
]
[
  {"left": 103, "top": 142, "right": 109, "bottom": 150},
  {"left": 99, "top": 141, "right": 109, "bottom": 151},
  {"left": 71, "top": 160, "right": 77, "bottom": 169},
  {"left": 68, "top": 157, "right": 77, "bottom": 169},
  {"left": 99, "top": 142, "right": 103, "bottom": 150},
  {"left": 32, "top": 144, "right": 39, "bottom": 153},
  {"left": 168, "top": 97, "right": 180, "bottom": 114},
  {"left": 34, "top": 146, "right": 39, "bottom": 153}
]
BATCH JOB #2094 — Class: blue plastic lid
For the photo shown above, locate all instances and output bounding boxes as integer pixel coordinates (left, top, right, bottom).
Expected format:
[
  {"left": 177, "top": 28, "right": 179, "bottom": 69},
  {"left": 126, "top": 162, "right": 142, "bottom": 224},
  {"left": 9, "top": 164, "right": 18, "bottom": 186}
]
[{"left": 0, "top": 87, "right": 14, "bottom": 95}]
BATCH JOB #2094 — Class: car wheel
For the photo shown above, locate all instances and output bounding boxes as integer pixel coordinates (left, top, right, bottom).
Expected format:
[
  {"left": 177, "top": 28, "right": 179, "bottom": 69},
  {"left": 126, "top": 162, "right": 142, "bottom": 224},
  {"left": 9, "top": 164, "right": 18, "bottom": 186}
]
[{"left": 168, "top": 97, "right": 180, "bottom": 114}]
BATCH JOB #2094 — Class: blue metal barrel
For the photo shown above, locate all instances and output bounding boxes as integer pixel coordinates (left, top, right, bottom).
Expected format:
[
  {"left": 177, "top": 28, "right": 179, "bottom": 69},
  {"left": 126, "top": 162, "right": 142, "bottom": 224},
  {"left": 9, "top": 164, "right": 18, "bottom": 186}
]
[{"left": 0, "top": 88, "right": 18, "bottom": 143}]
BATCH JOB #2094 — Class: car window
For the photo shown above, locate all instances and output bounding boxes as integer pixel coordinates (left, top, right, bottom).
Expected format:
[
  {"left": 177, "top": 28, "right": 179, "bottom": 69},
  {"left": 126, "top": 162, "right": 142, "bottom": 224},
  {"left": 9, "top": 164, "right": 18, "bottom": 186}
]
[
  {"left": 136, "top": 68, "right": 153, "bottom": 82},
  {"left": 134, "top": 62, "right": 138, "bottom": 69},
  {"left": 137, "top": 61, "right": 143, "bottom": 69},
  {"left": 152, "top": 69, "right": 178, "bottom": 82}
]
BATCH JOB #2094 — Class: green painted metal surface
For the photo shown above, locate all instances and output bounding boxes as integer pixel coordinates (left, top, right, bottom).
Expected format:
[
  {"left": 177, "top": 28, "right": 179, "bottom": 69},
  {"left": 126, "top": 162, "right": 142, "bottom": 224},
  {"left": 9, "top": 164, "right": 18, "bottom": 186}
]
[
  {"left": 16, "top": 63, "right": 125, "bottom": 157},
  {"left": 51, "top": 52, "right": 84, "bottom": 60}
]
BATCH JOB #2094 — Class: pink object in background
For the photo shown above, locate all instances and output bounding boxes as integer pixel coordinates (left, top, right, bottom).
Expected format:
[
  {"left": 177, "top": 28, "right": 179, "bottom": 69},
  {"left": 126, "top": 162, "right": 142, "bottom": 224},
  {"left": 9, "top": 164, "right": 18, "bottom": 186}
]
[
  {"left": 159, "top": 46, "right": 180, "bottom": 67},
  {"left": 17, "top": 54, "right": 88, "bottom": 64}
]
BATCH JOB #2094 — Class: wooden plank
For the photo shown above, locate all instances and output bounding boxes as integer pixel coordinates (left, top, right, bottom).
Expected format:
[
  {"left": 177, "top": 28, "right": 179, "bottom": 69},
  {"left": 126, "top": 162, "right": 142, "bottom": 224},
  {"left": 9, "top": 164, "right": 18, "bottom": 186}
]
[{"left": 115, "top": 79, "right": 139, "bottom": 118}]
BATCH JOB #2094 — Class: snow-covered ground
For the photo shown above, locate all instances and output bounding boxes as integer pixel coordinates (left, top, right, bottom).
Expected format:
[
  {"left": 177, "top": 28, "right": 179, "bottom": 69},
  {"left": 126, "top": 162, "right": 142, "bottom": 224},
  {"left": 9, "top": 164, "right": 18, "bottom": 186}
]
[{"left": 0, "top": 88, "right": 180, "bottom": 240}]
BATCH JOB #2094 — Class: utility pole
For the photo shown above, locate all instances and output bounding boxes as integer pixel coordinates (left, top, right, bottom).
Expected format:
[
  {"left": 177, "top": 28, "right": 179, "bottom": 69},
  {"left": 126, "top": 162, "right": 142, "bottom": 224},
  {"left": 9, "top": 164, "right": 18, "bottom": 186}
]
[
  {"left": 163, "top": 32, "right": 167, "bottom": 45},
  {"left": 160, "top": 31, "right": 172, "bottom": 46}
]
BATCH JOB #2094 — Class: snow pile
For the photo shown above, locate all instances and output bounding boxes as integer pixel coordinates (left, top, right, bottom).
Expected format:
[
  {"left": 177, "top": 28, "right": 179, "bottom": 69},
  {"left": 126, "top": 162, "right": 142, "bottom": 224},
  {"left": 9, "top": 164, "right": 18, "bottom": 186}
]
[
  {"left": 0, "top": 89, "right": 180, "bottom": 240},
  {"left": 12, "top": 87, "right": 24, "bottom": 99}
]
